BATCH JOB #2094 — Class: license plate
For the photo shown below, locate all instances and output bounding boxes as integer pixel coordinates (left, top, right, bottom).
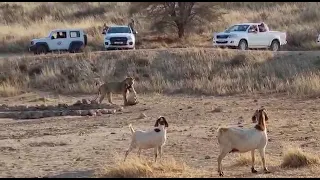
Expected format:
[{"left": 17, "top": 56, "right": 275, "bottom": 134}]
[{"left": 114, "top": 42, "right": 123, "bottom": 44}]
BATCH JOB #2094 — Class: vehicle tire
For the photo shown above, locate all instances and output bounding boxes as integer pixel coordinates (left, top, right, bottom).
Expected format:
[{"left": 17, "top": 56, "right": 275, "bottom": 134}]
[
  {"left": 35, "top": 45, "right": 47, "bottom": 55},
  {"left": 238, "top": 39, "right": 248, "bottom": 51},
  {"left": 270, "top": 40, "right": 280, "bottom": 51},
  {"left": 69, "top": 44, "right": 82, "bottom": 53}
]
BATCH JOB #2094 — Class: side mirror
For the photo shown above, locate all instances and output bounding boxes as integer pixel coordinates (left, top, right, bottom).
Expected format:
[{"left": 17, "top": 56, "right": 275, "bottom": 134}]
[
  {"left": 133, "top": 30, "right": 137, "bottom": 35},
  {"left": 102, "top": 31, "right": 106, "bottom": 35},
  {"left": 51, "top": 36, "right": 54, "bottom": 39}
]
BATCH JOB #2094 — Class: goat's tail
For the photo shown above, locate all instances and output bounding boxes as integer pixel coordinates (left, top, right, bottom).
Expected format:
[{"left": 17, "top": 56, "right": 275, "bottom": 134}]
[
  {"left": 128, "top": 124, "right": 135, "bottom": 134},
  {"left": 217, "top": 127, "right": 228, "bottom": 144}
]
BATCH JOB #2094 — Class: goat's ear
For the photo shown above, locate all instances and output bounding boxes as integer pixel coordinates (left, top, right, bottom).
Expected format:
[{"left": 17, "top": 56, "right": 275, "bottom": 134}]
[
  {"left": 263, "top": 111, "right": 269, "bottom": 121},
  {"left": 154, "top": 118, "right": 160, "bottom": 127},
  {"left": 162, "top": 117, "right": 169, "bottom": 127},
  {"left": 252, "top": 115, "right": 256, "bottom": 121}
]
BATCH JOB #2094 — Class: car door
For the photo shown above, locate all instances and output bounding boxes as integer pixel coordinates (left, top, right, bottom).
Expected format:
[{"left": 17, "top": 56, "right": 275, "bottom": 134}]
[
  {"left": 247, "top": 25, "right": 259, "bottom": 47},
  {"left": 257, "top": 25, "right": 269, "bottom": 47},
  {"left": 47, "top": 31, "right": 69, "bottom": 51}
]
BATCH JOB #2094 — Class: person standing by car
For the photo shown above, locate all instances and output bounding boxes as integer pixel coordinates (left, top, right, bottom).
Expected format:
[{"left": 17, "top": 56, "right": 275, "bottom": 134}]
[
  {"left": 128, "top": 18, "right": 135, "bottom": 32},
  {"left": 102, "top": 23, "right": 109, "bottom": 35}
]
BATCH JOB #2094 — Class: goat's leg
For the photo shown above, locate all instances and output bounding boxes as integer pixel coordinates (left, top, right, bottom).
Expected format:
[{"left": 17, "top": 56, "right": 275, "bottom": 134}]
[
  {"left": 251, "top": 150, "right": 258, "bottom": 173},
  {"left": 154, "top": 147, "right": 158, "bottom": 162},
  {"left": 258, "top": 148, "right": 270, "bottom": 174},
  {"left": 137, "top": 149, "right": 141, "bottom": 158},
  {"left": 158, "top": 146, "right": 163, "bottom": 161},
  {"left": 124, "top": 145, "right": 134, "bottom": 162},
  {"left": 218, "top": 148, "right": 229, "bottom": 177}
]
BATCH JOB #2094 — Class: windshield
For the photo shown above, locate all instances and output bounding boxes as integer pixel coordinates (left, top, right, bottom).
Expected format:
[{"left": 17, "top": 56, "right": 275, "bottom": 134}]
[
  {"left": 225, "top": 25, "right": 249, "bottom": 33},
  {"left": 107, "top": 27, "right": 131, "bottom": 34}
]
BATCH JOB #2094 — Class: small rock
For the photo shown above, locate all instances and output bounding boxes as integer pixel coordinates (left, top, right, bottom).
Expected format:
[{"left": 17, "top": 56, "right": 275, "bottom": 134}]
[
  {"left": 212, "top": 107, "right": 223, "bottom": 113},
  {"left": 96, "top": 109, "right": 102, "bottom": 116},
  {"left": 88, "top": 110, "right": 96, "bottom": 116},
  {"left": 101, "top": 109, "right": 116, "bottom": 114},
  {"left": 254, "top": 99, "right": 258, "bottom": 102},
  {"left": 205, "top": 155, "right": 211, "bottom": 159},
  {"left": 110, "top": 132, "right": 116, "bottom": 134},
  {"left": 179, "top": 108, "right": 183, "bottom": 110},
  {"left": 80, "top": 110, "right": 89, "bottom": 116}
]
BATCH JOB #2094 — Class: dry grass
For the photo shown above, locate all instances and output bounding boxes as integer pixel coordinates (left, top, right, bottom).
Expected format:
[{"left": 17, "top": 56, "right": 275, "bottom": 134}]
[
  {"left": 1, "top": 49, "right": 320, "bottom": 97},
  {"left": 235, "top": 153, "right": 259, "bottom": 166},
  {"left": 281, "top": 147, "right": 320, "bottom": 168},
  {"left": 97, "top": 155, "right": 207, "bottom": 178},
  {"left": 1, "top": 2, "right": 320, "bottom": 53},
  {"left": 0, "top": 82, "right": 21, "bottom": 97}
]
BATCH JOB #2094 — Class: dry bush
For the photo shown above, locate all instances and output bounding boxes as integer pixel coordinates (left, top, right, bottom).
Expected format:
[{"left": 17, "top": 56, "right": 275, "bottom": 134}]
[
  {"left": 1, "top": 49, "right": 320, "bottom": 97},
  {"left": 97, "top": 155, "right": 207, "bottom": 178},
  {"left": 281, "top": 147, "right": 320, "bottom": 168},
  {"left": 0, "top": 82, "right": 21, "bottom": 97}
]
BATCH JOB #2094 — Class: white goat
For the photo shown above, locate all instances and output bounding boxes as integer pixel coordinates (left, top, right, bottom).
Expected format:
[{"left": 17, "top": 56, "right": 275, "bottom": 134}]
[
  {"left": 124, "top": 116, "right": 168, "bottom": 162},
  {"left": 216, "top": 108, "right": 270, "bottom": 176}
]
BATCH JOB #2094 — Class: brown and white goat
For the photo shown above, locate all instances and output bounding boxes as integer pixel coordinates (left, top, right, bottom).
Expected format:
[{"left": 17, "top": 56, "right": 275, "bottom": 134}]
[
  {"left": 216, "top": 108, "right": 270, "bottom": 176},
  {"left": 124, "top": 116, "right": 168, "bottom": 162}
]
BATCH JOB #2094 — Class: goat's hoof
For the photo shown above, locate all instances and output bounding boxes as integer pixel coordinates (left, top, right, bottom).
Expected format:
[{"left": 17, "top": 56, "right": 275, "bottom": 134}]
[
  {"left": 251, "top": 168, "right": 258, "bottom": 173},
  {"left": 219, "top": 171, "right": 224, "bottom": 176},
  {"left": 264, "top": 169, "right": 271, "bottom": 174}
]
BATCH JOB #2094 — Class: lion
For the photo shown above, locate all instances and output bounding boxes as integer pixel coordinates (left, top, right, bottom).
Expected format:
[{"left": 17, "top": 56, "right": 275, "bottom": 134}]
[{"left": 92, "top": 77, "right": 135, "bottom": 106}]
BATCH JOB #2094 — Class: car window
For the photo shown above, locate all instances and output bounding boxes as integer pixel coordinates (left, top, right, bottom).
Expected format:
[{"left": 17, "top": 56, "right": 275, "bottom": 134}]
[
  {"left": 52, "top": 31, "right": 67, "bottom": 39},
  {"left": 248, "top": 25, "right": 258, "bottom": 33},
  {"left": 107, "top": 27, "right": 131, "bottom": 34},
  {"left": 225, "top": 25, "right": 249, "bottom": 33},
  {"left": 70, "top": 31, "right": 80, "bottom": 38}
]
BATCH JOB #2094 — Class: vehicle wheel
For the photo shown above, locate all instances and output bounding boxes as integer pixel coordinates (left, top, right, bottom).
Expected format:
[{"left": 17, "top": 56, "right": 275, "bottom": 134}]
[
  {"left": 270, "top": 40, "right": 280, "bottom": 51},
  {"left": 69, "top": 44, "right": 82, "bottom": 53},
  {"left": 36, "top": 45, "right": 47, "bottom": 55},
  {"left": 238, "top": 40, "right": 248, "bottom": 51}
]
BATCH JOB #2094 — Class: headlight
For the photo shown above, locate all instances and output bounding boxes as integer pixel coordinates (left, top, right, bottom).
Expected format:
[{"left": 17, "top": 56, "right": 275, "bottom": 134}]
[
  {"left": 127, "top": 36, "right": 133, "bottom": 40},
  {"left": 105, "top": 37, "right": 110, "bottom": 40},
  {"left": 229, "top": 34, "right": 237, "bottom": 38}
]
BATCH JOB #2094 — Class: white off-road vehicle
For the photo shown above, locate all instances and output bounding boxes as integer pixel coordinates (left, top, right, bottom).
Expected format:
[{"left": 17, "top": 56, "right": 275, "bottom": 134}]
[
  {"left": 29, "top": 29, "right": 87, "bottom": 55},
  {"left": 103, "top": 25, "right": 136, "bottom": 50},
  {"left": 317, "top": 34, "right": 320, "bottom": 45},
  {"left": 212, "top": 23, "right": 287, "bottom": 51}
]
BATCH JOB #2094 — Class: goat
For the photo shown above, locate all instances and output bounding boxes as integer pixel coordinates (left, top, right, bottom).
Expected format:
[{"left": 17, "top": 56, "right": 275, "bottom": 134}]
[
  {"left": 124, "top": 116, "right": 169, "bottom": 162},
  {"left": 216, "top": 108, "right": 270, "bottom": 176}
]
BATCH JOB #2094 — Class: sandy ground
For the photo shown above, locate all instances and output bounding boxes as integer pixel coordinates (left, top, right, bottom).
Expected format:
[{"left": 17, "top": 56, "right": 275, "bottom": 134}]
[{"left": 1, "top": 92, "right": 320, "bottom": 178}]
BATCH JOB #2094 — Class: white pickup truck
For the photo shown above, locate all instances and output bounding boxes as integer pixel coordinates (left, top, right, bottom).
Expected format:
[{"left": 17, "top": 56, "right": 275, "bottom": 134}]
[
  {"left": 212, "top": 23, "right": 287, "bottom": 51},
  {"left": 103, "top": 25, "right": 136, "bottom": 50}
]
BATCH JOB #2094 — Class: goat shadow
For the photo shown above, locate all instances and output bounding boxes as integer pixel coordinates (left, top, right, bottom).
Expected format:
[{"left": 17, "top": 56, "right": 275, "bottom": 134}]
[{"left": 45, "top": 170, "right": 94, "bottom": 178}]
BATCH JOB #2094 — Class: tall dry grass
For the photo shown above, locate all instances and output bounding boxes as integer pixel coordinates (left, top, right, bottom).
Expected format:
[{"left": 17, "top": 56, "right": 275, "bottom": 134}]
[
  {"left": 281, "top": 147, "right": 320, "bottom": 168},
  {"left": 1, "top": 2, "right": 320, "bottom": 53},
  {"left": 1, "top": 49, "right": 320, "bottom": 97},
  {"left": 96, "top": 155, "right": 207, "bottom": 178}
]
